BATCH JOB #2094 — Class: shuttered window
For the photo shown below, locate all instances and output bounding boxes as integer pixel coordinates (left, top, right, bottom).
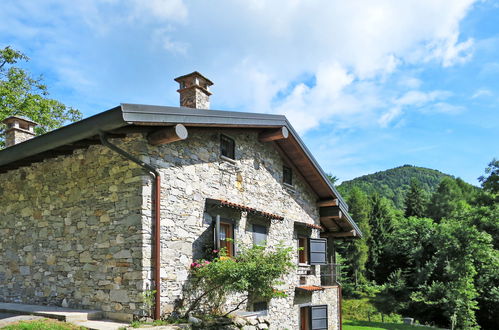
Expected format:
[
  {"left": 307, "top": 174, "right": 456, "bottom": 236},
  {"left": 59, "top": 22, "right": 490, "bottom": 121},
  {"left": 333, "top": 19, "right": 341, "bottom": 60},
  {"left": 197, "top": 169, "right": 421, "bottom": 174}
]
[
  {"left": 309, "top": 238, "right": 327, "bottom": 265},
  {"left": 252, "top": 224, "right": 267, "bottom": 246},
  {"left": 310, "top": 305, "right": 328, "bottom": 330}
]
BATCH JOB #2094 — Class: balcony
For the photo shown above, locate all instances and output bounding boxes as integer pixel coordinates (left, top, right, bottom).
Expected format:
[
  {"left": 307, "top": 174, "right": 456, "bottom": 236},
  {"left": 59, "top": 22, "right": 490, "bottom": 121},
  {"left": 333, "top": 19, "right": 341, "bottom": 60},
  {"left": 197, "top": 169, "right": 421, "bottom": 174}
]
[{"left": 320, "top": 263, "right": 341, "bottom": 286}]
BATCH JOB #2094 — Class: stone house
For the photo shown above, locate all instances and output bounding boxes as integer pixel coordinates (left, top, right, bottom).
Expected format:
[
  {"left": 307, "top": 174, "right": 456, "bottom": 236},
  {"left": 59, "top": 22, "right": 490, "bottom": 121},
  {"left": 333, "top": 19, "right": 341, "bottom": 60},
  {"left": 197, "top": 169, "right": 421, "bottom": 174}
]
[{"left": 0, "top": 72, "right": 361, "bottom": 329}]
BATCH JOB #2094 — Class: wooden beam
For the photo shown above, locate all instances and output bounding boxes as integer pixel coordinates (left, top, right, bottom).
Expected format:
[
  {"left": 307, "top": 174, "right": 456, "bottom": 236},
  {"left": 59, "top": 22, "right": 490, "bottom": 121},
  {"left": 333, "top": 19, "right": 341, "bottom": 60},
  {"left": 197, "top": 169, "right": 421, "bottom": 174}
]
[
  {"left": 321, "top": 230, "right": 357, "bottom": 238},
  {"left": 258, "top": 126, "right": 289, "bottom": 142},
  {"left": 317, "top": 199, "right": 338, "bottom": 207},
  {"left": 320, "top": 206, "right": 342, "bottom": 218},
  {"left": 147, "top": 124, "right": 188, "bottom": 146}
]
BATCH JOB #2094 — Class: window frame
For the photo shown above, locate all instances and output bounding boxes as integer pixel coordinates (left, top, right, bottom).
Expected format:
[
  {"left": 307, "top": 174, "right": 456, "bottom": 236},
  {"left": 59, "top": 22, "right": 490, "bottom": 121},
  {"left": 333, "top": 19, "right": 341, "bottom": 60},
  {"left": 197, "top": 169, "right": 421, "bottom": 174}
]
[
  {"left": 252, "top": 224, "right": 268, "bottom": 246},
  {"left": 283, "top": 165, "right": 293, "bottom": 186},
  {"left": 214, "top": 215, "right": 235, "bottom": 257},
  {"left": 298, "top": 236, "right": 309, "bottom": 265},
  {"left": 220, "top": 134, "right": 235, "bottom": 160}
]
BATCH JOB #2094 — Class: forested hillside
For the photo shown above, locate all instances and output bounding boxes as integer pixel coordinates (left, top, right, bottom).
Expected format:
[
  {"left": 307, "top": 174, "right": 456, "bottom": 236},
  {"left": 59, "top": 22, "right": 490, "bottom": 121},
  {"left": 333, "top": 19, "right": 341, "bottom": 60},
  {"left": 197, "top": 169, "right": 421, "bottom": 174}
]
[
  {"left": 335, "top": 160, "right": 499, "bottom": 330},
  {"left": 337, "top": 165, "right": 476, "bottom": 209}
]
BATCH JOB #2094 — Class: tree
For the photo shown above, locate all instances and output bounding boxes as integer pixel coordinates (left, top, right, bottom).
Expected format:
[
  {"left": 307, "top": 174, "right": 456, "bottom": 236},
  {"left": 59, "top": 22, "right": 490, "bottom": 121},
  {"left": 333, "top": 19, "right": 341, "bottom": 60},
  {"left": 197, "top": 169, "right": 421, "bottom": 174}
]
[
  {"left": 327, "top": 174, "right": 339, "bottom": 185},
  {"left": 367, "top": 194, "right": 395, "bottom": 283},
  {"left": 427, "top": 177, "right": 467, "bottom": 221},
  {"left": 183, "top": 243, "right": 294, "bottom": 317},
  {"left": 340, "top": 187, "right": 371, "bottom": 287},
  {"left": 404, "top": 178, "right": 426, "bottom": 218},
  {"left": 0, "top": 46, "right": 81, "bottom": 148}
]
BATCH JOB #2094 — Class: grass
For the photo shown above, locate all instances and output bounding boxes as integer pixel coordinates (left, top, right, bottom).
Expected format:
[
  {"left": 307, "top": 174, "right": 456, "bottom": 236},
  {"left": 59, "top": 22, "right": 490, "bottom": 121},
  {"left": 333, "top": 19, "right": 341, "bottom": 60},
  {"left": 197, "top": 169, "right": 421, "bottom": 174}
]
[
  {"left": 343, "top": 319, "right": 441, "bottom": 330},
  {"left": 0, "top": 318, "right": 86, "bottom": 330}
]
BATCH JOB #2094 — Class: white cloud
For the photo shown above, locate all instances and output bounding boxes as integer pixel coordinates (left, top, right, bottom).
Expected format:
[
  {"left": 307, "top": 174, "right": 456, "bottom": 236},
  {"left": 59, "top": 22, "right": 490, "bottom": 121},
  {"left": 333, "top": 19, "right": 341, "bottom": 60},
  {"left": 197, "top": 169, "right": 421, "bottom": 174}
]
[
  {"left": 471, "top": 89, "right": 493, "bottom": 99},
  {"left": 0, "top": 0, "right": 478, "bottom": 132}
]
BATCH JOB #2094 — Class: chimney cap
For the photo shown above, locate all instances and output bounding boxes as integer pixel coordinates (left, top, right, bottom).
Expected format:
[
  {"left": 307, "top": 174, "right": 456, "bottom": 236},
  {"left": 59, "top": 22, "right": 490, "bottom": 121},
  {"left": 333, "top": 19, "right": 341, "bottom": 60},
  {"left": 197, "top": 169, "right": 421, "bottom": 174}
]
[
  {"left": 174, "top": 71, "right": 213, "bottom": 86},
  {"left": 2, "top": 115, "right": 39, "bottom": 126}
]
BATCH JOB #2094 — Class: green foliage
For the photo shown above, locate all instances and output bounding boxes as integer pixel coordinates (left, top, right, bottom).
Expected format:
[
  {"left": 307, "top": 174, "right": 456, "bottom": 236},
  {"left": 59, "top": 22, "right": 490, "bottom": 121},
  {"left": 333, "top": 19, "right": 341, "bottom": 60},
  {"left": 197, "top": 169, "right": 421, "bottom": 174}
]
[
  {"left": 1, "top": 319, "right": 85, "bottom": 330},
  {"left": 343, "top": 320, "right": 442, "bottom": 330},
  {"left": 338, "top": 187, "right": 371, "bottom": 286},
  {"left": 0, "top": 46, "right": 82, "bottom": 148},
  {"left": 343, "top": 298, "right": 402, "bottom": 323},
  {"left": 478, "top": 158, "right": 499, "bottom": 195},
  {"left": 367, "top": 194, "right": 395, "bottom": 282},
  {"left": 337, "top": 160, "right": 497, "bottom": 329},
  {"left": 427, "top": 177, "right": 468, "bottom": 221},
  {"left": 184, "top": 243, "right": 294, "bottom": 317},
  {"left": 338, "top": 165, "right": 451, "bottom": 209},
  {"left": 404, "top": 178, "right": 427, "bottom": 217},
  {"left": 142, "top": 289, "right": 156, "bottom": 317}
]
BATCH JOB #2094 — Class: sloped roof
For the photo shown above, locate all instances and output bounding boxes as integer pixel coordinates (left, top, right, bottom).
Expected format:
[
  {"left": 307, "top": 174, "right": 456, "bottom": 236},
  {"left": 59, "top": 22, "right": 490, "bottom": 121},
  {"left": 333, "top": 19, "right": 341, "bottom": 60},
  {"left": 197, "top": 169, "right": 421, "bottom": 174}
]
[{"left": 0, "top": 104, "right": 361, "bottom": 236}]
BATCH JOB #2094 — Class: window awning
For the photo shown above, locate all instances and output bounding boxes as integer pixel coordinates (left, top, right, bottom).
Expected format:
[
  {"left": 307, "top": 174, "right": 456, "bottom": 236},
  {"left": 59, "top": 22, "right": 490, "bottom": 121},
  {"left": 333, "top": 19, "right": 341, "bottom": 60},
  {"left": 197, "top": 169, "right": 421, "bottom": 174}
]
[
  {"left": 206, "top": 198, "right": 284, "bottom": 220},
  {"left": 295, "top": 222, "right": 325, "bottom": 231},
  {"left": 296, "top": 285, "right": 325, "bottom": 292}
]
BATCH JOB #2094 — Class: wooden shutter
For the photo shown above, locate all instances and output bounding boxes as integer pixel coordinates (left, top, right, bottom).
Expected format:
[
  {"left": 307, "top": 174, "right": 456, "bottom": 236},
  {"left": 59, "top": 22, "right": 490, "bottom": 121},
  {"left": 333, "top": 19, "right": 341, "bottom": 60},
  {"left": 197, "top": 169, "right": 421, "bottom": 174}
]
[
  {"left": 213, "top": 215, "right": 221, "bottom": 250},
  {"left": 310, "top": 305, "right": 328, "bottom": 330},
  {"left": 309, "top": 238, "right": 327, "bottom": 265},
  {"left": 252, "top": 224, "right": 267, "bottom": 246}
]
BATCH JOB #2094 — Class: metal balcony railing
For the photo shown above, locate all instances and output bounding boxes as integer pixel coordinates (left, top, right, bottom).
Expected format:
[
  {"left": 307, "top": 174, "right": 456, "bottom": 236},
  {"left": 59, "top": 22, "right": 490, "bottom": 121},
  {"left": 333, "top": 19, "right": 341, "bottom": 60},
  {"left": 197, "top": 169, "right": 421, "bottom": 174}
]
[{"left": 320, "top": 263, "right": 341, "bottom": 286}]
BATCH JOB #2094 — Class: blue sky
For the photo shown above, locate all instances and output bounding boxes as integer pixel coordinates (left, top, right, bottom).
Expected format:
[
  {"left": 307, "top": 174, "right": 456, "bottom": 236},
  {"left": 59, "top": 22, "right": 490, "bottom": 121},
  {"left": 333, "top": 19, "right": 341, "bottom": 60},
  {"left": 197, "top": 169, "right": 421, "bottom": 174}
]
[{"left": 1, "top": 0, "right": 498, "bottom": 185}]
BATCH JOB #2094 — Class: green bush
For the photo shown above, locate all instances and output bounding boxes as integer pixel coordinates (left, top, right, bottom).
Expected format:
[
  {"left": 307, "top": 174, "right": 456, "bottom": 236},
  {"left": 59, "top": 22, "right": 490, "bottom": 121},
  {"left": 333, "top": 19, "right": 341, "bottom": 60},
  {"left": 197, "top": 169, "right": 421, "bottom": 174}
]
[{"left": 343, "top": 298, "right": 402, "bottom": 323}]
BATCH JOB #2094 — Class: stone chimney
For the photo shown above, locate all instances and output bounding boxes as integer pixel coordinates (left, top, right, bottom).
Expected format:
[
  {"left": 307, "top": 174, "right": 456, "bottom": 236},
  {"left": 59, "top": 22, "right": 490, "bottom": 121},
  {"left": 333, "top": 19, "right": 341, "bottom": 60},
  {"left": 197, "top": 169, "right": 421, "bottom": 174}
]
[
  {"left": 174, "top": 71, "right": 213, "bottom": 109},
  {"left": 2, "top": 116, "right": 38, "bottom": 147}
]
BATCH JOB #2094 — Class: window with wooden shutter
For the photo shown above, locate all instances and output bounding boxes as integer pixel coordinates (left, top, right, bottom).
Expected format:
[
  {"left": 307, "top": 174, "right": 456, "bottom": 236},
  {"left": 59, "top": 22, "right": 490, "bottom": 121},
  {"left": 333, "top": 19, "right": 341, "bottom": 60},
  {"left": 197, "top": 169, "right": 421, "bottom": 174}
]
[
  {"left": 309, "top": 238, "right": 327, "bottom": 265},
  {"left": 310, "top": 305, "right": 328, "bottom": 330},
  {"left": 252, "top": 224, "right": 267, "bottom": 246}
]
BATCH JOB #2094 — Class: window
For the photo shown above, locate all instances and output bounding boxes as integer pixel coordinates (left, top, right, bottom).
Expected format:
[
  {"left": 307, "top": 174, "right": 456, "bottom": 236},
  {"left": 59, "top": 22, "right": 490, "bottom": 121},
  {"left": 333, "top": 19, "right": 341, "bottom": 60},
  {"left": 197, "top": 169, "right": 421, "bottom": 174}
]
[
  {"left": 213, "top": 216, "right": 235, "bottom": 257},
  {"left": 283, "top": 165, "right": 293, "bottom": 185},
  {"left": 220, "top": 134, "right": 235, "bottom": 159},
  {"left": 252, "top": 301, "right": 268, "bottom": 316},
  {"left": 300, "top": 305, "right": 328, "bottom": 330},
  {"left": 309, "top": 238, "right": 327, "bottom": 265},
  {"left": 298, "top": 237, "right": 327, "bottom": 265},
  {"left": 252, "top": 224, "right": 267, "bottom": 246},
  {"left": 298, "top": 237, "right": 308, "bottom": 264}
]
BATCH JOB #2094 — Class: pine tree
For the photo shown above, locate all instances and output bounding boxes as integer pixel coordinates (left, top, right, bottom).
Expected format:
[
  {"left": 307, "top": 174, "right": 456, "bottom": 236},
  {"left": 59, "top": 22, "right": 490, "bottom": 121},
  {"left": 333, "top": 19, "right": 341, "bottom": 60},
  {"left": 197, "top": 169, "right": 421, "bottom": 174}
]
[
  {"left": 404, "top": 178, "right": 426, "bottom": 218},
  {"left": 367, "top": 193, "right": 395, "bottom": 283}
]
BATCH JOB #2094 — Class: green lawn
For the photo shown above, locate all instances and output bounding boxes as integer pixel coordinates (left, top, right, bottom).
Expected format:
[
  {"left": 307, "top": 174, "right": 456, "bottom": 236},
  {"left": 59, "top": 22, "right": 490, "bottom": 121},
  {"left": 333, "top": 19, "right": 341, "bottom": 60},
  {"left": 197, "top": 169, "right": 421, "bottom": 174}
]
[
  {"left": 0, "top": 319, "right": 85, "bottom": 330},
  {"left": 343, "top": 319, "right": 439, "bottom": 330}
]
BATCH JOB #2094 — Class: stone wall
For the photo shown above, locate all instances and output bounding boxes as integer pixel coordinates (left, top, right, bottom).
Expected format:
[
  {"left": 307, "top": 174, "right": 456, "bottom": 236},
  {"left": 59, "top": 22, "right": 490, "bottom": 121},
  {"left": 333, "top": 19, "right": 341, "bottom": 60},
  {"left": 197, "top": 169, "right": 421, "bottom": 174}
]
[
  {"left": 0, "top": 136, "right": 149, "bottom": 321},
  {"left": 143, "top": 128, "right": 340, "bottom": 329}
]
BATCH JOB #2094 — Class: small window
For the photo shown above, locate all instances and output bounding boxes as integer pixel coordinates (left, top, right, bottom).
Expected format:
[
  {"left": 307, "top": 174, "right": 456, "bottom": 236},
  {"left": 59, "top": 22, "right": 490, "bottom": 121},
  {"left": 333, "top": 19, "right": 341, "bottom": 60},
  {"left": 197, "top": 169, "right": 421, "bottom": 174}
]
[
  {"left": 253, "top": 301, "right": 268, "bottom": 316},
  {"left": 219, "top": 222, "right": 234, "bottom": 257},
  {"left": 252, "top": 224, "right": 267, "bottom": 246},
  {"left": 214, "top": 216, "right": 235, "bottom": 257},
  {"left": 300, "top": 305, "right": 328, "bottom": 330},
  {"left": 220, "top": 135, "right": 235, "bottom": 159},
  {"left": 298, "top": 237, "right": 308, "bottom": 264},
  {"left": 283, "top": 165, "right": 293, "bottom": 185}
]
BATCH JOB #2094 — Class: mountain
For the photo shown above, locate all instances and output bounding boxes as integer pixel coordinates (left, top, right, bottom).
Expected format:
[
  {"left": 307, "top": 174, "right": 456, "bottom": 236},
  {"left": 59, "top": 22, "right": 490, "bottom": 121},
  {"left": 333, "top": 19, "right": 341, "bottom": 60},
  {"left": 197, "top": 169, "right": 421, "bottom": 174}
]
[{"left": 337, "top": 165, "right": 453, "bottom": 209}]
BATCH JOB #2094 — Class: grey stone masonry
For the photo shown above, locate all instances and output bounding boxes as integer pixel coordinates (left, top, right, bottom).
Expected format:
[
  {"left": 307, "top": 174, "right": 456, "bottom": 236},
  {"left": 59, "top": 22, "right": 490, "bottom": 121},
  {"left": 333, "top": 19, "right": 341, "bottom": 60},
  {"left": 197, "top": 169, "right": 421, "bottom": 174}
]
[
  {"left": 0, "top": 127, "right": 342, "bottom": 328},
  {"left": 0, "top": 136, "right": 149, "bottom": 322}
]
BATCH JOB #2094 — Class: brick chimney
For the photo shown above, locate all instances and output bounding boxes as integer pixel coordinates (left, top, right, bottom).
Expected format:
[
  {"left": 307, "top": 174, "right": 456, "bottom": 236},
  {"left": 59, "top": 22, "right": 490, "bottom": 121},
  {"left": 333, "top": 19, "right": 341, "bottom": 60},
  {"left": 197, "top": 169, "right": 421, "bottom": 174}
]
[
  {"left": 174, "top": 71, "right": 213, "bottom": 109},
  {"left": 2, "top": 116, "right": 38, "bottom": 147}
]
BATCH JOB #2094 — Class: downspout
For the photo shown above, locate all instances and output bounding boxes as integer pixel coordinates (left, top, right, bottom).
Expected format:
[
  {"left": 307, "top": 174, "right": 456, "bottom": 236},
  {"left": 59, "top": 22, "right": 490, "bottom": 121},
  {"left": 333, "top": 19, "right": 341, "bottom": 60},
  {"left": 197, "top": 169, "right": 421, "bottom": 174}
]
[{"left": 99, "top": 132, "right": 162, "bottom": 320}]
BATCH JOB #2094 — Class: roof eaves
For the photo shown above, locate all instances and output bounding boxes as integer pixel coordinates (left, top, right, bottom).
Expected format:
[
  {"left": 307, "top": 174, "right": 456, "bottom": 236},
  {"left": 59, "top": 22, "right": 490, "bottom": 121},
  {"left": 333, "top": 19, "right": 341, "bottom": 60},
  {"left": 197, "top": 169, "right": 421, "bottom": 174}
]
[{"left": 0, "top": 106, "right": 126, "bottom": 168}]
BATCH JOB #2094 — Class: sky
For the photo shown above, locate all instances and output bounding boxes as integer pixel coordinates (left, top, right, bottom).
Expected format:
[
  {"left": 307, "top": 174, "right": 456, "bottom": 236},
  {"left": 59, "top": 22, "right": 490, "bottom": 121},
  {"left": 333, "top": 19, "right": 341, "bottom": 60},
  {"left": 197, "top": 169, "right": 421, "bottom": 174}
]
[{"left": 1, "top": 0, "right": 498, "bottom": 185}]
